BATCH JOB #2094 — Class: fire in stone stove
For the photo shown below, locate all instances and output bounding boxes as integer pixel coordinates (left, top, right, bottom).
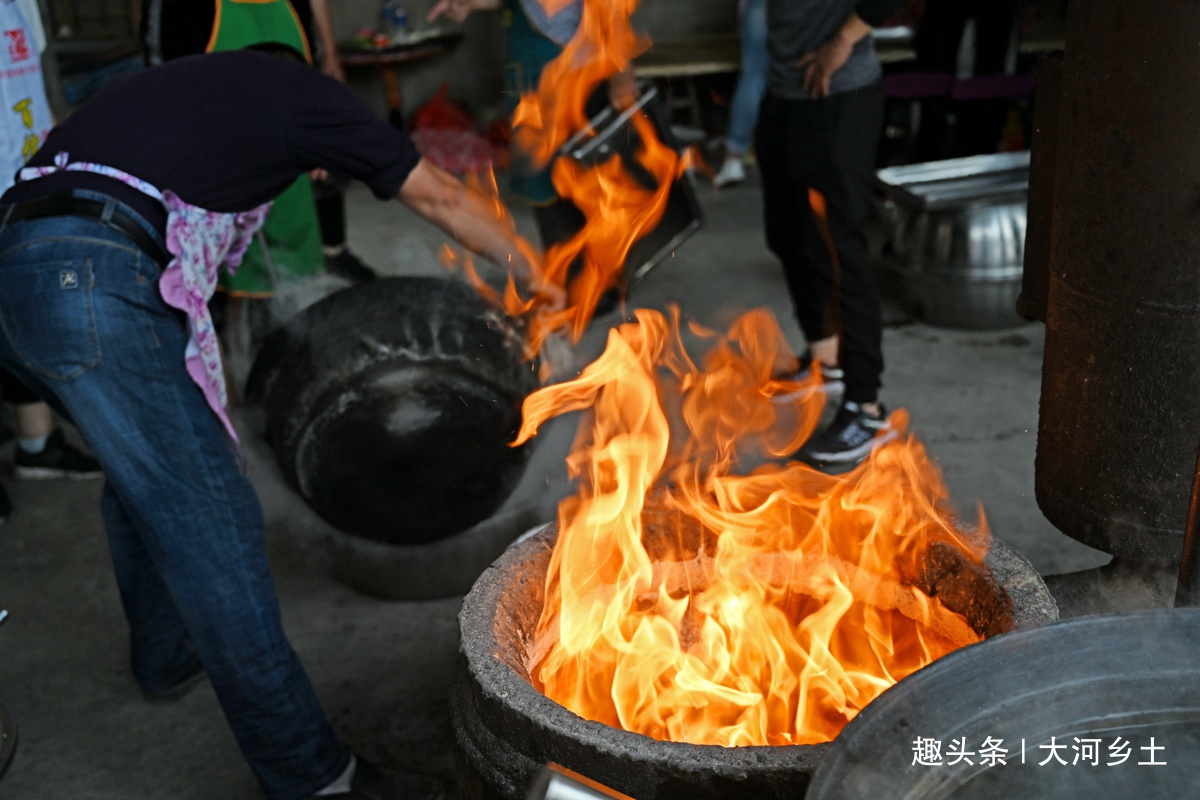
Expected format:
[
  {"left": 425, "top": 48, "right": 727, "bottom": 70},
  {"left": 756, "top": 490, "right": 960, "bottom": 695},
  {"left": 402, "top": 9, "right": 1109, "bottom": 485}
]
[{"left": 450, "top": 308, "right": 1056, "bottom": 800}]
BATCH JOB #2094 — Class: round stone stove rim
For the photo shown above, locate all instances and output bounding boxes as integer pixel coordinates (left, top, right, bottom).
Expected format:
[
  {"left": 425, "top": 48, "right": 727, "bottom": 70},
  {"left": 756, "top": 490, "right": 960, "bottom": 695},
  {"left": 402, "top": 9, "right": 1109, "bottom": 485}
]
[{"left": 454, "top": 523, "right": 1059, "bottom": 797}]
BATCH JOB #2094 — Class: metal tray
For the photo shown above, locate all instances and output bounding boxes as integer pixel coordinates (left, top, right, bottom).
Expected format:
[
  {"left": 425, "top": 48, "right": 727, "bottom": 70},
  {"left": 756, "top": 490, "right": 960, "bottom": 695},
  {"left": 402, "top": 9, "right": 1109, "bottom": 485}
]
[
  {"left": 876, "top": 151, "right": 1030, "bottom": 211},
  {"left": 558, "top": 82, "right": 703, "bottom": 282}
]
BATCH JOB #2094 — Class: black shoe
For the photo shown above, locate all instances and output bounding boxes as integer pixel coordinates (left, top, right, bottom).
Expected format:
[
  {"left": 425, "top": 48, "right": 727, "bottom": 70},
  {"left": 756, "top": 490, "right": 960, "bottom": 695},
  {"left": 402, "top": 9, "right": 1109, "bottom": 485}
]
[
  {"left": 796, "top": 401, "right": 896, "bottom": 471},
  {"left": 140, "top": 659, "right": 208, "bottom": 703},
  {"left": 14, "top": 429, "right": 103, "bottom": 480},
  {"left": 325, "top": 248, "right": 378, "bottom": 283},
  {"left": 769, "top": 351, "right": 846, "bottom": 404},
  {"left": 0, "top": 481, "right": 11, "bottom": 524},
  {"left": 304, "top": 757, "right": 446, "bottom": 800}
]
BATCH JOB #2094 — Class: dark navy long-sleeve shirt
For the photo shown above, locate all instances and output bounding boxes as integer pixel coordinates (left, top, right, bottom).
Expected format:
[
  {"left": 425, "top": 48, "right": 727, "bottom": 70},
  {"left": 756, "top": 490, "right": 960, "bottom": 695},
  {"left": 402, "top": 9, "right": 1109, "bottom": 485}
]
[{"left": 1, "top": 49, "right": 422, "bottom": 234}]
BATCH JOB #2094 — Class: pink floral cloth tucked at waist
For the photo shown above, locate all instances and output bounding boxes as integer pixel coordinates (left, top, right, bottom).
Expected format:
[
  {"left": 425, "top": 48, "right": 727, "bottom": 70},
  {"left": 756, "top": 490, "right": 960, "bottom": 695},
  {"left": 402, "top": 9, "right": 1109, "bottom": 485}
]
[{"left": 19, "top": 153, "right": 272, "bottom": 447}]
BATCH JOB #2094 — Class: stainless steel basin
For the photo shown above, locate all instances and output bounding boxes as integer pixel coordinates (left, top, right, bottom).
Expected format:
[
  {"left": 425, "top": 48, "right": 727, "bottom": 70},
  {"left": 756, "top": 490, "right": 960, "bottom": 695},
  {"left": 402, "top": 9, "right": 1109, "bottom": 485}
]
[{"left": 875, "top": 152, "right": 1029, "bottom": 329}]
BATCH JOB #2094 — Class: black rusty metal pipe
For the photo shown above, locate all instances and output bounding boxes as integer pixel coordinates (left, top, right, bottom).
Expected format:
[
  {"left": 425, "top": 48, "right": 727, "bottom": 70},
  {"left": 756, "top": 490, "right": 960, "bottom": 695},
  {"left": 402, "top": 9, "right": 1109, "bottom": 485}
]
[
  {"left": 1016, "top": 52, "right": 1062, "bottom": 324},
  {"left": 1035, "top": 0, "right": 1200, "bottom": 564},
  {"left": 1174, "top": 439, "right": 1200, "bottom": 607}
]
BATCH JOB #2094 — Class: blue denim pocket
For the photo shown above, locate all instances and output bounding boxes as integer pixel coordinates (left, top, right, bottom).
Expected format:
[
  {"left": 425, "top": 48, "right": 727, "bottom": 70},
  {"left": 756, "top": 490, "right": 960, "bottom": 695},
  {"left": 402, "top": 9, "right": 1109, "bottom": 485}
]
[{"left": 0, "top": 256, "right": 100, "bottom": 382}]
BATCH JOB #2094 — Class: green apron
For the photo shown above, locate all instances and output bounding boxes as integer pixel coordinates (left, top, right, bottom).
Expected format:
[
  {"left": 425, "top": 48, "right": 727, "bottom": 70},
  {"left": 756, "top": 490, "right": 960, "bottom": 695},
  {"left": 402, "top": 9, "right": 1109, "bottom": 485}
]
[
  {"left": 503, "top": 0, "right": 564, "bottom": 206},
  {"left": 209, "top": 0, "right": 323, "bottom": 297}
]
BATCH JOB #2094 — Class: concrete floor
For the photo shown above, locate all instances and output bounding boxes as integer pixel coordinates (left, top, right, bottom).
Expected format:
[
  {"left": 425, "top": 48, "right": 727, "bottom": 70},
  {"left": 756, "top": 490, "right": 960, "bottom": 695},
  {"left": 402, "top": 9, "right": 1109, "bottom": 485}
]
[{"left": 0, "top": 168, "right": 1128, "bottom": 799}]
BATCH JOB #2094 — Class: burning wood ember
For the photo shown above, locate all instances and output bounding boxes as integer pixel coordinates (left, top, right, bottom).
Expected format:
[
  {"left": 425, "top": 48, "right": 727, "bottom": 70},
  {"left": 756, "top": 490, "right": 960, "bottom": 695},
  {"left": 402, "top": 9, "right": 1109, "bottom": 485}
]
[{"left": 512, "top": 308, "right": 989, "bottom": 746}]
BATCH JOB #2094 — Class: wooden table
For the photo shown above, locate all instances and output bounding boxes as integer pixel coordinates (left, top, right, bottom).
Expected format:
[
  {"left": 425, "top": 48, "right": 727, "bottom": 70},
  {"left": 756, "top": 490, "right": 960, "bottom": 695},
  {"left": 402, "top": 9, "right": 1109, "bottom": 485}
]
[
  {"left": 632, "top": 35, "right": 739, "bottom": 131},
  {"left": 632, "top": 24, "right": 1065, "bottom": 80},
  {"left": 633, "top": 35, "right": 741, "bottom": 80},
  {"left": 630, "top": 26, "right": 1063, "bottom": 132},
  {"left": 338, "top": 33, "right": 463, "bottom": 112},
  {"left": 630, "top": 32, "right": 922, "bottom": 129}
]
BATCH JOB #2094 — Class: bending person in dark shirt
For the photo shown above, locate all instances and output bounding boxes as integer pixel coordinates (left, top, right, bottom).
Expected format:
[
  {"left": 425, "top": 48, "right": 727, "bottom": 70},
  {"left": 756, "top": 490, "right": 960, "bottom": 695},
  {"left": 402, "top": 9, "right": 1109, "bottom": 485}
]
[{"left": 0, "top": 49, "right": 542, "bottom": 800}]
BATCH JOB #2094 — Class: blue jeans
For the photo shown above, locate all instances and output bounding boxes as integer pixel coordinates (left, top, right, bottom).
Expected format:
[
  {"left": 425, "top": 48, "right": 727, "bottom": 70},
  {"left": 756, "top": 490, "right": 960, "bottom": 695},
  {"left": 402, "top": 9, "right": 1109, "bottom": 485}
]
[
  {"left": 726, "top": 0, "right": 769, "bottom": 156},
  {"left": 0, "top": 196, "right": 349, "bottom": 799}
]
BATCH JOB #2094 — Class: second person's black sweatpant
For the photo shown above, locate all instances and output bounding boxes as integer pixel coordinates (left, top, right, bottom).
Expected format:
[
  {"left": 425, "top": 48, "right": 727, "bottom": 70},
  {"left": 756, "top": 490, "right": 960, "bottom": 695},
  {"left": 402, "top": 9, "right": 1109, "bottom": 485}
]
[{"left": 755, "top": 84, "right": 886, "bottom": 404}]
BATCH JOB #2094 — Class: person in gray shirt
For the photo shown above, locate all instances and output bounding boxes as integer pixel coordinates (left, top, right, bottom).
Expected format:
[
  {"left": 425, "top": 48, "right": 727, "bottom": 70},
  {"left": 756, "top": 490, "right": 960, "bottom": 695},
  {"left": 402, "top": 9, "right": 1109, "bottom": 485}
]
[{"left": 760, "top": 0, "right": 903, "bottom": 471}]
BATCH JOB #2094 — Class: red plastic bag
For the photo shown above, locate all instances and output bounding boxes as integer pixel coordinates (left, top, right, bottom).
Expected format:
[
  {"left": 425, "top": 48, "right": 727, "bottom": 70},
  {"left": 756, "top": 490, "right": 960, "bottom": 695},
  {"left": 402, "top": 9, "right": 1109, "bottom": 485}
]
[
  {"left": 410, "top": 83, "right": 476, "bottom": 132},
  {"left": 411, "top": 128, "right": 495, "bottom": 174}
]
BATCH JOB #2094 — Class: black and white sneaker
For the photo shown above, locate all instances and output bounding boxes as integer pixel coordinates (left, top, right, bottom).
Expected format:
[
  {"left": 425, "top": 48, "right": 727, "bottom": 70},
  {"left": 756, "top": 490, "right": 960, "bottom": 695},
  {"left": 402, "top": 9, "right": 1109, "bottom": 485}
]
[
  {"left": 325, "top": 248, "right": 378, "bottom": 283},
  {"left": 769, "top": 352, "right": 846, "bottom": 404},
  {"left": 14, "top": 429, "right": 103, "bottom": 480},
  {"left": 796, "top": 400, "right": 896, "bottom": 471}
]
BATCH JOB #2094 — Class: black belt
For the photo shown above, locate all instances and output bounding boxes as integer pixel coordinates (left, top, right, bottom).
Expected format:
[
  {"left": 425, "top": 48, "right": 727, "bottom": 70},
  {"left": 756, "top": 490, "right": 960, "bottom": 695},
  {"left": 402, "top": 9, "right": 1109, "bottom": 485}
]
[{"left": 2, "top": 194, "right": 170, "bottom": 266}]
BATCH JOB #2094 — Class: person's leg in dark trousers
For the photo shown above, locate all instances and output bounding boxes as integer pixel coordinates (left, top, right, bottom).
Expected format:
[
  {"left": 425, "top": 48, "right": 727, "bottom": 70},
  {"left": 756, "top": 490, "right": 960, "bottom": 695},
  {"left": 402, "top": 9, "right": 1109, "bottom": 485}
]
[
  {"left": 0, "top": 368, "right": 39, "bottom": 522},
  {"left": 314, "top": 173, "right": 377, "bottom": 283},
  {"left": 969, "top": 0, "right": 1019, "bottom": 76},
  {"left": 0, "top": 365, "right": 101, "bottom": 483},
  {"left": 757, "top": 96, "right": 833, "bottom": 351},
  {"left": 913, "top": 0, "right": 970, "bottom": 73},
  {"left": 0, "top": 366, "right": 39, "bottom": 406},
  {"left": 756, "top": 88, "right": 886, "bottom": 404},
  {"left": 0, "top": 368, "right": 24, "bottom": 520},
  {"left": 911, "top": 0, "right": 969, "bottom": 160},
  {"left": 954, "top": 0, "right": 1020, "bottom": 156},
  {"left": 798, "top": 86, "right": 886, "bottom": 404},
  {"left": 914, "top": 0, "right": 1020, "bottom": 157},
  {"left": 315, "top": 181, "right": 346, "bottom": 248}
]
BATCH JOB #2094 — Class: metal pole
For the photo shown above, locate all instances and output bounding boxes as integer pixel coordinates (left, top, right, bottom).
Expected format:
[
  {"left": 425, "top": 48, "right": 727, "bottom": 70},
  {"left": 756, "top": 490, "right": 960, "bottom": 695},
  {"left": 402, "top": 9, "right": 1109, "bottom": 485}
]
[
  {"left": 526, "top": 764, "right": 635, "bottom": 800},
  {"left": 1173, "top": 439, "right": 1200, "bottom": 607}
]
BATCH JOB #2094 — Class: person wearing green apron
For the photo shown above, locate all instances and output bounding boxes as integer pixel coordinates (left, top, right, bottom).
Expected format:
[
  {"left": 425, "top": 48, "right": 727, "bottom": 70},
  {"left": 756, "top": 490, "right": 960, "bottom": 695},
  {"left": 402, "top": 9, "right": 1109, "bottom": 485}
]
[
  {"left": 207, "top": 0, "right": 324, "bottom": 298},
  {"left": 501, "top": 0, "right": 591, "bottom": 253},
  {"left": 501, "top": 0, "right": 567, "bottom": 208}
]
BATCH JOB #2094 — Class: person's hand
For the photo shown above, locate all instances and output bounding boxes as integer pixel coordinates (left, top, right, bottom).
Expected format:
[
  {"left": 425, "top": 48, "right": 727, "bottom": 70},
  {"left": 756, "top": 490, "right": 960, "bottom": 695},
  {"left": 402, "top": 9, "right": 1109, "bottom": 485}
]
[
  {"left": 511, "top": 244, "right": 567, "bottom": 309},
  {"left": 321, "top": 53, "right": 345, "bottom": 83},
  {"left": 427, "top": 0, "right": 501, "bottom": 23},
  {"left": 796, "top": 33, "right": 854, "bottom": 99},
  {"left": 796, "top": 12, "right": 871, "bottom": 100}
]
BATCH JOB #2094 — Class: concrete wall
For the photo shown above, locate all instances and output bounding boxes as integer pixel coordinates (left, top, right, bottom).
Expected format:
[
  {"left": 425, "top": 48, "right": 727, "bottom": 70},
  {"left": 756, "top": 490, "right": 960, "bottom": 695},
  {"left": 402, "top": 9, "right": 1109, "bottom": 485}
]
[{"left": 331, "top": 0, "right": 507, "bottom": 123}]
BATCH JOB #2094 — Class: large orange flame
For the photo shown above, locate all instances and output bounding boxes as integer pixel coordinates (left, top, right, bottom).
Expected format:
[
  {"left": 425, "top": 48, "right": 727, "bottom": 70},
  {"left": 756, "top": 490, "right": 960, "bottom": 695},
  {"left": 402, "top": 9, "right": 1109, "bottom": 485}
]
[
  {"left": 514, "top": 308, "right": 988, "bottom": 746},
  {"left": 443, "top": 0, "right": 690, "bottom": 359}
]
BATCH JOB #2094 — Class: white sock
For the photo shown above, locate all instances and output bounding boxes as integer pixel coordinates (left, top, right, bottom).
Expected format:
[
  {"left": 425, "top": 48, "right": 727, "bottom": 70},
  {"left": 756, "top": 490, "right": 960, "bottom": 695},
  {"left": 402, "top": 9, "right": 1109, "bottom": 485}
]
[
  {"left": 18, "top": 435, "right": 48, "bottom": 454},
  {"left": 314, "top": 755, "right": 357, "bottom": 796},
  {"left": 323, "top": 245, "right": 346, "bottom": 257}
]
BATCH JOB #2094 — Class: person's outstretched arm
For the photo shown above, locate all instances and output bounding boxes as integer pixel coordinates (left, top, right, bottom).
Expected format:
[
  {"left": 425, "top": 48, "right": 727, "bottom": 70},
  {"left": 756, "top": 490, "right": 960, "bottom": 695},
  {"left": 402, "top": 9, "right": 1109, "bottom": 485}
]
[{"left": 396, "top": 158, "right": 558, "bottom": 301}]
